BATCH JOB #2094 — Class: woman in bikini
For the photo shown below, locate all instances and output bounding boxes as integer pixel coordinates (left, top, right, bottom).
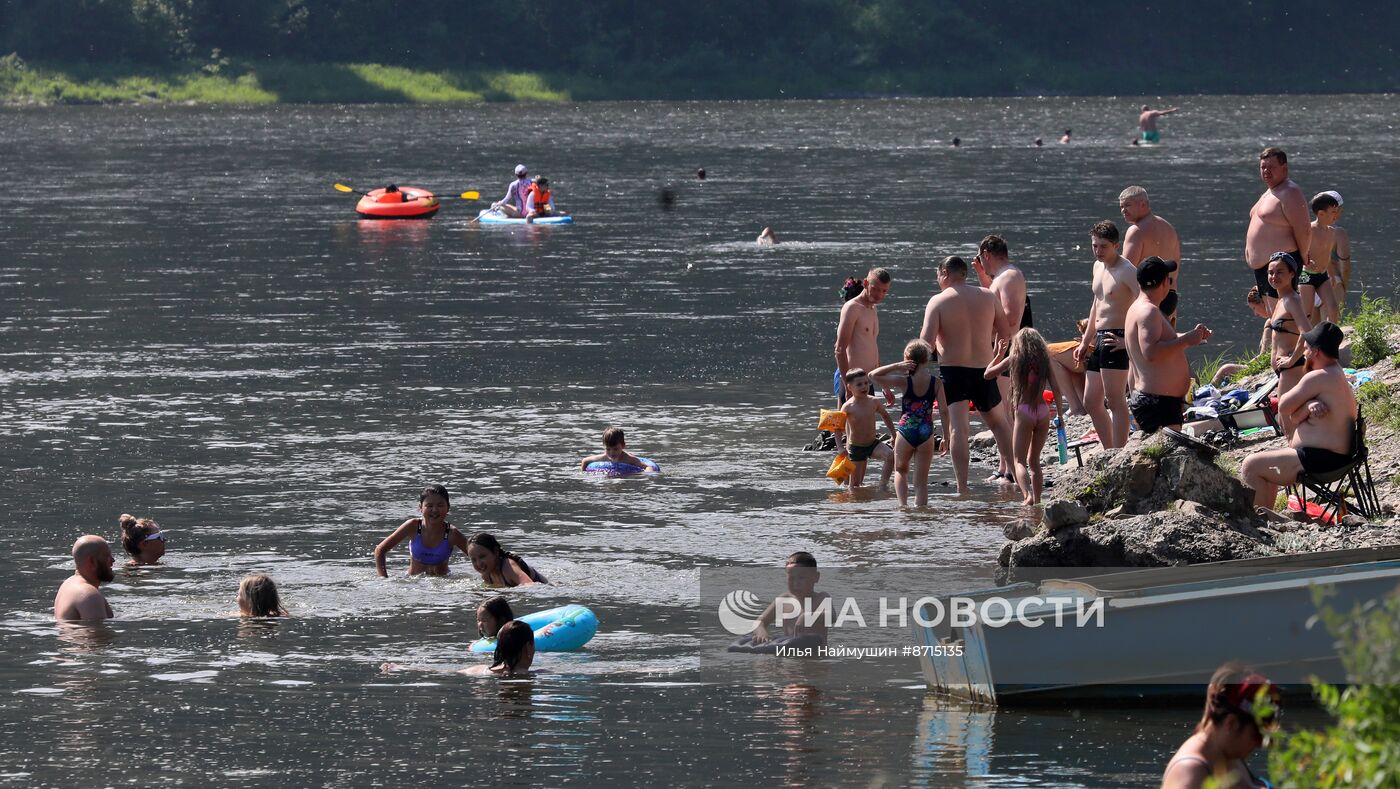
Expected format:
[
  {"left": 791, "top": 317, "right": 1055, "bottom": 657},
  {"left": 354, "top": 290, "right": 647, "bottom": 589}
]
[
  {"left": 1162, "top": 664, "right": 1279, "bottom": 789},
  {"left": 871, "top": 339, "right": 947, "bottom": 507},
  {"left": 985, "top": 329, "right": 1061, "bottom": 505},
  {"left": 1264, "top": 251, "right": 1313, "bottom": 422},
  {"left": 373, "top": 484, "right": 470, "bottom": 577}
]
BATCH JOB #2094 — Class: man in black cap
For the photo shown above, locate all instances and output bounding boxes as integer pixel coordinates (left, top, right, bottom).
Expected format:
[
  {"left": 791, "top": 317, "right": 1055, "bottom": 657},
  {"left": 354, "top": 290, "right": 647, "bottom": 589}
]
[
  {"left": 1125, "top": 256, "right": 1211, "bottom": 433},
  {"left": 1241, "top": 321, "right": 1357, "bottom": 510}
]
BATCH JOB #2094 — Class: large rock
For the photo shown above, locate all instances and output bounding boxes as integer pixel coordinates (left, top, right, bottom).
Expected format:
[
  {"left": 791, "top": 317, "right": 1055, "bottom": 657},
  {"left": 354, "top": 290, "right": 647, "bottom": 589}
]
[{"left": 1004, "top": 509, "right": 1273, "bottom": 568}]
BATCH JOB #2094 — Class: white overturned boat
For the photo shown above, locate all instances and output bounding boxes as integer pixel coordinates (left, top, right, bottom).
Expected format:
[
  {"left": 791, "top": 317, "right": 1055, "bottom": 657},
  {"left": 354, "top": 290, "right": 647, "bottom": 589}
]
[{"left": 915, "top": 546, "right": 1400, "bottom": 703}]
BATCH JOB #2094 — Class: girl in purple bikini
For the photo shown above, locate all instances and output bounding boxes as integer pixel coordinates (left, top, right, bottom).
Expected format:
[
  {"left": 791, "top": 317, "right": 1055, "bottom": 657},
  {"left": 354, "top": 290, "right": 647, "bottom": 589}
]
[{"left": 373, "top": 484, "right": 470, "bottom": 577}]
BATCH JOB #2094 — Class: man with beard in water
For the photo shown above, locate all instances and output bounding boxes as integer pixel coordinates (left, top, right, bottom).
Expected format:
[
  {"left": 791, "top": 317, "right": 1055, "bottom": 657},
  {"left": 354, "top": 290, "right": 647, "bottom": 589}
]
[{"left": 53, "top": 535, "right": 115, "bottom": 621}]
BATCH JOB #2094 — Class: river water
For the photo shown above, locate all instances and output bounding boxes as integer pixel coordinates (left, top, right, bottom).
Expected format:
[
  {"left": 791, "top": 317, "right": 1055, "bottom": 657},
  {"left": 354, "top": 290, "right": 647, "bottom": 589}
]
[{"left": 1, "top": 96, "right": 1393, "bottom": 786}]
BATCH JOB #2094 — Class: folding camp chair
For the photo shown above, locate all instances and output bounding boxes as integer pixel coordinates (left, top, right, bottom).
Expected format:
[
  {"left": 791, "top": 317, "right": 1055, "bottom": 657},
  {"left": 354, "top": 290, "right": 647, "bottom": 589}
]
[
  {"left": 1217, "top": 376, "right": 1281, "bottom": 437},
  {"left": 1287, "top": 415, "right": 1381, "bottom": 522}
]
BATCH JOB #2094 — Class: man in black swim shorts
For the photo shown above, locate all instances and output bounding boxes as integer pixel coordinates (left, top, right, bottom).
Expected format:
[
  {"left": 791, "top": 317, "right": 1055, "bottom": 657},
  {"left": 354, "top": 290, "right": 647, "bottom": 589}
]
[
  {"left": 1074, "top": 220, "right": 1139, "bottom": 449},
  {"left": 1125, "top": 257, "right": 1211, "bottom": 435},
  {"left": 1241, "top": 322, "right": 1358, "bottom": 511}
]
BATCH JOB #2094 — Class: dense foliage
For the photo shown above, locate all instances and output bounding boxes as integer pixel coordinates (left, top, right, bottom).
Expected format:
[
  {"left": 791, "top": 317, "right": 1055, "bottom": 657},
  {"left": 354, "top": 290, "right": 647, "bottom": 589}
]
[{"left": 2, "top": 0, "right": 1398, "bottom": 98}]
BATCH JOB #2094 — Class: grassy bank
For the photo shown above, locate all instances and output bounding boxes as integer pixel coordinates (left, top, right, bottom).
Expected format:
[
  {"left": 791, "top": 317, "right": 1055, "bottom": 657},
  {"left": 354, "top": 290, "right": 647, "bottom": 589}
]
[{"left": 0, "top": 57, "right": 572, "bottom": 104}]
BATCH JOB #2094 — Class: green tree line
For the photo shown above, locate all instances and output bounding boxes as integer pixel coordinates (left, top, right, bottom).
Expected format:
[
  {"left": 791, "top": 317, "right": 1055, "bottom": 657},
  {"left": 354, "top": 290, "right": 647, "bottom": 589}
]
[{"left": 2, "top": 0, "right": 1398, "bottom": 98}]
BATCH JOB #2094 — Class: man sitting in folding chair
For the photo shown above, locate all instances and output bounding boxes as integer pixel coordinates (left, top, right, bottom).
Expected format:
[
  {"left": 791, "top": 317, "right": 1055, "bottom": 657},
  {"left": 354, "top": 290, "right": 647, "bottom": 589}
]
[{"left": 1241, "top": 322, "right": 1358, "bottom": 514}]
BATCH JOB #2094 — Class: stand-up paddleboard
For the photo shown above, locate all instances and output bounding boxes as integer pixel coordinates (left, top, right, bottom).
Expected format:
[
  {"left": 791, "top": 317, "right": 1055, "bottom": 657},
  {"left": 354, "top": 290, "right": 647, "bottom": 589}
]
[{"left": 476, "top": 209, "right": 573, "bottom": 225}]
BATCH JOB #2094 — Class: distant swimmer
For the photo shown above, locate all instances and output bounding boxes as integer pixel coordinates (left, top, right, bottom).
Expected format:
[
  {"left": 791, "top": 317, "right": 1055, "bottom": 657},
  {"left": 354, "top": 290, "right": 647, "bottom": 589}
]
[
  {"left": 1119, "top": 186, "right": 1182, "bottom": 322},
  {"left": 1034, "top": 138, "right": 1043, "bottom": 147},
  {"left": 951, "top": 137, "right": 961, "bottom": 147},
  {"left": 696, "top": 168, "right": 706, "bottom": 180},
  {"left": 460, "top": 620, "right": 536, "bottom": 676},
  {"left": 466, "top": 532, "right": 547, "bottom": 588},
  {"left": 1074, "top": 220, "right": 1139, "bottom": 450},
  {"left": 373, "top": 485, "right": 469, "bottom": 577},
  {"left": 54, "top": 535, "right": 115, "bottom": 622},
  {"left": 920, "top": 255, "right": 1014, "bottom": 493},
  {"left": 1245, "top": 148, "right": 1310, "bottom": 310},
  {"left": 118, "top": 513, "right": 165, "bottom": 566},
  {"left": 1138, "top": 105, "right": 1179, "bottom": 143},
  {"left": 1059, "top": 129, "right": 1072, "bottom": 144},
  {"left": 756, "top": 227, "right": 778, "bottom": 246},
  {"left": 491, "top": 164, "right": 530, "bottom": 218},
  {"left": 238, "top": 574, "right": 288, "bottom": 617},
  {"left": 1125, "top": 257, "right": 1210, "bottom": 436}
]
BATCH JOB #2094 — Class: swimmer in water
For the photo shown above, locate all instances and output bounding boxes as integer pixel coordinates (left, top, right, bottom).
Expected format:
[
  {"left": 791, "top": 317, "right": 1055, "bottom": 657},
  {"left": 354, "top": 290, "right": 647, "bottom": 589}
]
[
  {"left": 748, "top": 552, "right": 829, "bottom": 646},
  {"left": 756, "top": 227, "right": 778, "bottom": 246},
  {"left": 118, "top": 513, "right": 165, "bottom": 566},
  {"left": 477, "top": 595, "right": 515, "bottom": 640},
  {"left": 466, "top": 532, "right": 547, "bottom": 588},
  {"left": 579, "top": 426, "right": 648, "bottom": 471},
  {"left": 461, "top": 620, "right": 536, "bottom": 676},
  {"left": 1162, "top": 664, "right": 1279, "bottom": 789},
  {"left": 373, "top": 484, "right": 469, "bottom": 577},
  {"left": 238, "top": 574, "right": 288, "bottom": 617},
  {"left": 1059, "top": 129, "right": 1072, "bottom": 144}
]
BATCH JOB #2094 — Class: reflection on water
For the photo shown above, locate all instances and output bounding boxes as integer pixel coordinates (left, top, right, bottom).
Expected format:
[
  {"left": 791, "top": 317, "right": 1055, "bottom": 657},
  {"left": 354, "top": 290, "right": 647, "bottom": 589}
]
[{"left": 2, "top": 96, "right": 1392, "bottom": 785}]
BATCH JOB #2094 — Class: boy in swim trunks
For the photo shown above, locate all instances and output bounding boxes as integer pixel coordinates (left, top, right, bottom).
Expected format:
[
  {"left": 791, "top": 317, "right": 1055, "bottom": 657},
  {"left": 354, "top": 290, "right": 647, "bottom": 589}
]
[
  {"left": 1073, "top": 220, "right": 1140, "bottom": 449},
  {"left": 579, "top": 426, "right": 647, "bottom": 470},
  {"left": 747, "top": 552, "right": 830, "bottom": 648},
  {"left": 1302, "top": 192, "right": 1341, "bottom": 326},
  {"left": 834, "top": 368, "right": 895, "bottom": 490}
]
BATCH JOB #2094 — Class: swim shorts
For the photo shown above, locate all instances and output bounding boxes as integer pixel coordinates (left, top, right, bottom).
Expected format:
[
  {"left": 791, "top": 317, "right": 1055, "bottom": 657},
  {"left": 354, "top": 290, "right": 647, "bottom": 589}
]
[
  {"left": 1141, "top": 130, "right": 1161, "bottom": 143},
  {"left": 1085, "top": 329, "right": 1129, "bottom": 372},
  {"left": 1296, "top": 446, "right": 1351, "bottom": 476},
  {"left": 940, "top": 365, "right": 1002, "bottom": 413},
  {"left": 847, "top": 440, "right": 878, "bottom": 463},
  {"left": 1128, "top": 390, "right": 1184, "bottom": 433},
  {"left": 1300, "top": 269, "right": 1330, "bottom": 287}
]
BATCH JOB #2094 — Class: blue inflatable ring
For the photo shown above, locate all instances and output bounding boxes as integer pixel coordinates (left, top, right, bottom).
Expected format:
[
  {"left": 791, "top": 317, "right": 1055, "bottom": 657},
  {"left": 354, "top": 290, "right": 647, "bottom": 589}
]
[
  {"left": 583, "top": 457, "right": 660, "bottom": 476},
  {"left": 469, "top": 604, "right": 599, "bottom": 653}
]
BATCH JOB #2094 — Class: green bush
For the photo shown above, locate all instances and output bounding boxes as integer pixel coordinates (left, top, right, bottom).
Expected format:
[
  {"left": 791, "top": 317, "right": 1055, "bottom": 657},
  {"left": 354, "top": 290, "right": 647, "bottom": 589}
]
[
  {"left": 1356, "top": 381, "right": 1400, "bottom": 434},
  {"left": 1343, "top": 295, "right": 1399, "bottom": 369}
]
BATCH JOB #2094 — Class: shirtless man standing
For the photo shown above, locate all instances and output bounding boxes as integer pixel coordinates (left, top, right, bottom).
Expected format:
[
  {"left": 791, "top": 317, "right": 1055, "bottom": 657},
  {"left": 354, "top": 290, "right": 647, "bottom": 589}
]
[
  {"left": 1125, "top": 257, "right": 1212, "bottom": 434},
  {"left": 53, "top": 535, "right": 115, "bottom": 621},
  {"left": 1119, "top": 186, "right": 1182, "bottom": 322},
  {"left": 1241, "top": 322, "right": 1356, "bottom": 510},
  {"left": 834, "top": 268, "right": 892, "bottom": 406},
  {"left": 1323, "top": 192, "right": 1352, "bottom": 310},
  {"left": 1074, "top": 221, "right": 1140, "bottom": 449},
  {"left": 972, "top": 234, "right": 1030, "bottom": 479},
  {"left": 1246, "top": 148, "right": 1310, "bottom": 310},
  {"left": 1138, "top": 105, "right": 1179, "bottom": 143},
  {"left": 920, "top": 255, "right": 1013, "bottom": 494}
]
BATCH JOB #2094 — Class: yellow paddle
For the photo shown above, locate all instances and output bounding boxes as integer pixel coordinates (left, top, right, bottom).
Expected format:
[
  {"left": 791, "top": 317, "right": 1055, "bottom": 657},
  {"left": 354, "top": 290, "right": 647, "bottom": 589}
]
[{"left": 335, "top": 183, "right": 479, "bottom": 200}]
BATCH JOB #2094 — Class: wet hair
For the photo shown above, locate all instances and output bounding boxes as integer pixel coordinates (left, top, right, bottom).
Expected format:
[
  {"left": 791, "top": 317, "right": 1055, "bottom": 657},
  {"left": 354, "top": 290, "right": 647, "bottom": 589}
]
[
  {"left": 939, "top": 255, "right": 968, "bottom": 277},
  {"left": 118, "top": 513, "right": 159, "bottom": 557},
  {"left": 842, "top": 367, "right": 868, "bottom": 384},
  {"left": 491, "top": 620, "right": 535, "bottom": 673},
  {"left": 978, "top": 235, "right": 1009, "bottom": 258},
  {"left": 1118, "top": 185, "right": 1148, "bottom": 204},
  {"left": 1310, "top": 192, "right": 1339, "bottom": 213},
  {"left": 840, "top": 276, "right": 865, "bottom": 303},
  {"left": 238, "top": 575, "right": 287, "bottom": 617},
  {"left": 419, "top": 484, "right": 450, "bottom": 505},
  {"left": 866, "top": 267, "right": 891, "bottom": 285},
  {"left": 1260, "top": 147, "right": 1287, "bottom": 164},
  {"left": 951, "top": 137, "right": 960, "bottom": 146},
  {"left": 602, "top": 426, "right": 625, "bottom": 448},
  {"left": 1008, "top": 329, "right": 1052, "bottom": 410},
  {"left": 903, "top": 339, "right": 933, "bottom": 365},
  {"left": 478, "top": 596, "right": 515, "bottom": 636},
  {"left": 1090, "top": 220, "right": 1120, "bottom": 244},
  {"left": 786, "top": 551, "right": 817, "bottom": 568},
  {"left": 467, "top": 532, "right": 542, "bottom": 583}
]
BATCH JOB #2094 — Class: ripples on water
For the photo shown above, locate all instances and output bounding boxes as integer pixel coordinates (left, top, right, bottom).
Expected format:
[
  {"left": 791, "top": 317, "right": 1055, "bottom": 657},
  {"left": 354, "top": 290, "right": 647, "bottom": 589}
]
[{"left": 1, "top": 96, "right": 1392, "bottom": 785}]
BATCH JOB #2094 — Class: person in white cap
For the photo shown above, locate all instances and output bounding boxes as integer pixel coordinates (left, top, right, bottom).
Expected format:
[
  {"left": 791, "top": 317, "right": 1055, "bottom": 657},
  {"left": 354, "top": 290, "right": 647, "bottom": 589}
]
[{"left": 491, "top": 164, "right": 531, "bottom": 218}]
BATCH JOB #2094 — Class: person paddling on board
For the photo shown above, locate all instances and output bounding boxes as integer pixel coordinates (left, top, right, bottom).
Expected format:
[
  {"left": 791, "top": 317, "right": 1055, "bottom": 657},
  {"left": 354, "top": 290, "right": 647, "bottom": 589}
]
[
  {"left": 524, "top": 175, "right": 567, "bottom": 223},
  {"left": 491, "top": 164, "right": 531, "bottom": 218}
]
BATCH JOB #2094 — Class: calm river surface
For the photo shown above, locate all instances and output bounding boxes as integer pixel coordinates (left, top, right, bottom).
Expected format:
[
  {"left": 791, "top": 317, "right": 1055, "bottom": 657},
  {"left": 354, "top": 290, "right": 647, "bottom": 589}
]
[{"left": 1, "top": 95, "right": 1392, "bottom": 786}]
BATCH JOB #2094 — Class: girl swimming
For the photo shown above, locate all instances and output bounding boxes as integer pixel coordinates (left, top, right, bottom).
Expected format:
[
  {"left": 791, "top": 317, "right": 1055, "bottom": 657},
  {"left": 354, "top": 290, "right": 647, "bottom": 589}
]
[
  {"left": 238, "top": 574, "right": 288, "bottom": 617},
  {"left": 118, "top": 513, "right": 165, "bottom": 566},
  {"left": 985, "top": 329, "right": 1061, "bottom": 505},
  {"left": 373, "top": 485, "right": 470, "bottom": 577},
  {"left": 459, "top": 620, "right": 536, "bottom": 676},
  {"left": 477, "top": 596, "right": 515, "bottom": 640},
  {"left": 466, "top": 533, "right": 547, "bottom": 588},
  {"left": 871, "top": 339, "right": 947, "bottom": 507}
]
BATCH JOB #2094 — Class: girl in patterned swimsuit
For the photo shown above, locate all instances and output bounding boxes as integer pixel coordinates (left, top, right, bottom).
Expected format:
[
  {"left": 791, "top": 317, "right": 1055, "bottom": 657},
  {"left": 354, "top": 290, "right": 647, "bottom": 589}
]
[
  {"left": 373, "top": 484, "right": 470, "bottom": 577},
  {"left": 985, "top": 329, "right": 1061, "bottom": 505},
  {"left": 872, "top": 340, "right": 946, "bottom": 507}
]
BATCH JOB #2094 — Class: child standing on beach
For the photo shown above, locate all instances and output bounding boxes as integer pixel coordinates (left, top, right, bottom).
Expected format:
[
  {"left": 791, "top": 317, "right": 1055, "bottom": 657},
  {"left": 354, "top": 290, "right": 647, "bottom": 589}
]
[
  {"left": 984, "top": 329, "right": 1061, "bottom": 505},
  {"left": 373, "top": 485, "right": 469, "bottom": 577},
  {"left": 871, "top": 340, "right": 947, "bottom": 507},
  {"left": 834, "top": 368, "right": 895, "bottom": 490}
]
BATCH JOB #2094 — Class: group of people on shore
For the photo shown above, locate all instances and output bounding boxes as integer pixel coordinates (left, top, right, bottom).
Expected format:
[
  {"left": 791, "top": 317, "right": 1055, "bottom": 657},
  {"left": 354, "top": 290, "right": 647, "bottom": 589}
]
[{"left": 828, "top": 146, "right": 1359, "bottom": 518}]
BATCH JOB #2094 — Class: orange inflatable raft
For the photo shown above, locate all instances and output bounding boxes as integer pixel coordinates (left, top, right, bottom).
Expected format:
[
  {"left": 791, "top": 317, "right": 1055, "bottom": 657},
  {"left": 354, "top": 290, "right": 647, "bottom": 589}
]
[{"left": 355, "top": 186, "right": 439, "bottom": 219}]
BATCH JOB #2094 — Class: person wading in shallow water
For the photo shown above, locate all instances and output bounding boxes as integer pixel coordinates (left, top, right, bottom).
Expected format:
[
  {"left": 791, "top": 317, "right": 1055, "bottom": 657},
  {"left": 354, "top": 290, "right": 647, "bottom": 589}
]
[
  {"left": 833, "top": 267, "right": 892, "bottom": 408},
  {"left": 54, "top": 536, "right": 115, "bottom": 622}
]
